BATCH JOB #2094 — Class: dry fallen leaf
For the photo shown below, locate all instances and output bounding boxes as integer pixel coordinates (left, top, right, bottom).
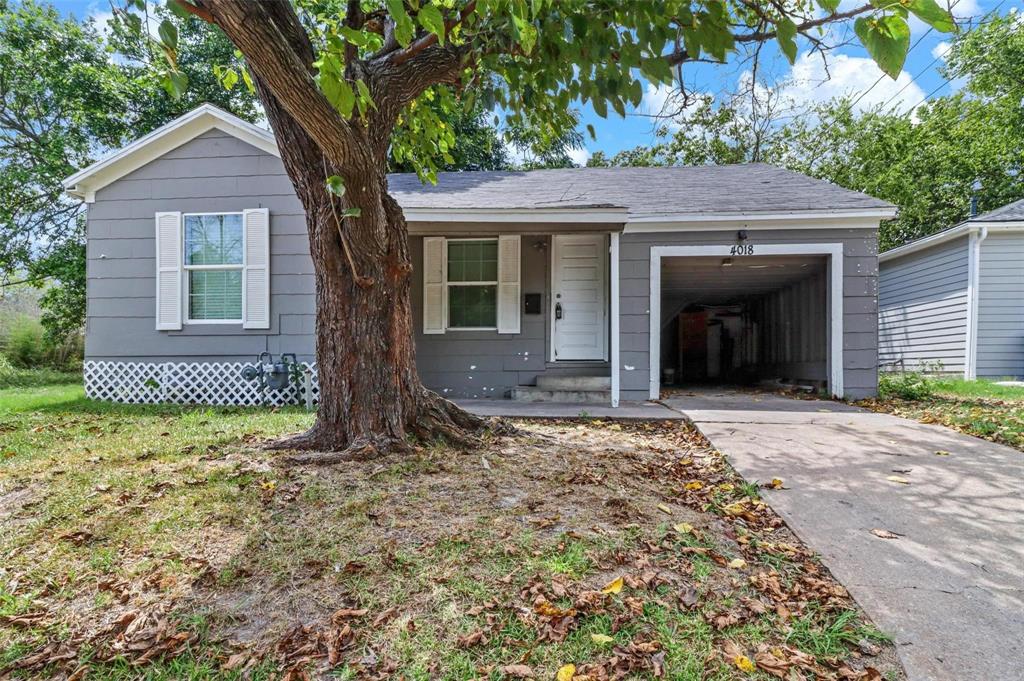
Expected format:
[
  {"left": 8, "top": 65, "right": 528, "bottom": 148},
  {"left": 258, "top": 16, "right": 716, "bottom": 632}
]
[
  {"left": 684, "top": 480, "right": 703, "bottom": 491},
  {"left": 601, "top": 576, "right": 624, "bottom": 594},
  {"left": 886, "top": 475, "right": 911, "bottom": 485},
  {"left": 870, "top": 528, "right": 902, "bottom": 539},
  {"left": 766, "top": 478, "right": 784, "bottom": 489},
  {"left": 728, "top": 558, "right": 747, "bottom": 569},
  {"left": 657, "top": 503, "right": 672, "bottom": 514},
  {"left": 935, "top": 450, "right": 951, "bottom": 456},
  {"left": 499, "top": 664, "right": 534, "bottom": 678},
  {"left": 673, "top": 522, "right": 694, "bottom": 535},
  {"left": 556, "top": 664, "right": 576, "bottom": 681},
  {"left": 590, "top": 633, "right": 615, "bottom": 645}
]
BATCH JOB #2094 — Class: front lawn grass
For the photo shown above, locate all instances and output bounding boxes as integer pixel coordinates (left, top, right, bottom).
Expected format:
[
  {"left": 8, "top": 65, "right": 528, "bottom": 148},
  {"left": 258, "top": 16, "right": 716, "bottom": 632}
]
[
  {"left": 860, "top": 374, "right": 1023, "bottom": 451},
  {"left": 1, "top": 386, "right": 901, "bottom": 680}
]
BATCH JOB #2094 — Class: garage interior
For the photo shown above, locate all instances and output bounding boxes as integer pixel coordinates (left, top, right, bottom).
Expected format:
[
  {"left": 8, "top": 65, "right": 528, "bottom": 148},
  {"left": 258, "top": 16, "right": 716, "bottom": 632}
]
[{"left": 659, "top": 255, "right": 830, "bottom": 391}]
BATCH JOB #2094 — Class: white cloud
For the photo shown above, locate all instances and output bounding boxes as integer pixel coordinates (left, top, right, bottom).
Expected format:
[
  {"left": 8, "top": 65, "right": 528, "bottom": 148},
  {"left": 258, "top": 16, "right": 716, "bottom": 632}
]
[
  {"left": 779, "top": 52, "right": 926, "bottom": 114},
  {"left": 567, "top": 147, "right": 592, "bottom": 167},
  {"left": 640, "top": 82, "right": 712, "bottom": 131},
  {"left": 931, "top": 41, "right": 952, "bottom": 61}
]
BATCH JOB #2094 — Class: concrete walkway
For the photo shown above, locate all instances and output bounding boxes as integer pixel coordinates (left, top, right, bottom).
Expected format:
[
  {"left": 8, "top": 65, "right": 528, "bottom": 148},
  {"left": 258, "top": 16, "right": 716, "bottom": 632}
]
[
  {"left": 663, "top": 389, "right": 1024, "bottom": 681},
  {"left": 456, "top": 399, "right": 683, "bottom": 420}
]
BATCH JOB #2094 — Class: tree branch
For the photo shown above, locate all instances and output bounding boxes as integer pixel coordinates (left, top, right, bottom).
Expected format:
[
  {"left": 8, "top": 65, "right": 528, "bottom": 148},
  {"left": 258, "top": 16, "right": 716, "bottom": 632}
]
[
  {"left": 664, "top": 3, "right": 873, "bottom": 66},
  {"left": 195, "top": 0, "right": 371, "bottom": 172},
  {"left": 167, "top": 0, "right": 214, "bottom": 24},
  {"left": 389, "top": 1, "right": 477, "bottom": 66}
]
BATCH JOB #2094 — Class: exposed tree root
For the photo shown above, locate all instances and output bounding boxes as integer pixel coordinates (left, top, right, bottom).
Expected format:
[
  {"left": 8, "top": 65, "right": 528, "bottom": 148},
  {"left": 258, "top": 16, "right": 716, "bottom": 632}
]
[{"left": 268, "top": 388, "right": 518, "bottom": 465}]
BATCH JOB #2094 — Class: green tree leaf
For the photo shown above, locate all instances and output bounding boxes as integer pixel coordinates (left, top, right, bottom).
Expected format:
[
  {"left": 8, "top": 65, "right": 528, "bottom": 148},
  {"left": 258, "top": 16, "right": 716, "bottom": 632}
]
[
  {"left": 906, "top": 0, "right": 956, "bottom": 33},
  {"left": 158, "top": 19, "right": 178, "bottom": 50},
  {"left": 326, "top": 175, "right": 346, "bottom": 197},
  {"left": 854, "top": 15, "right": 910, "bottom": 79},
  {"left": 417, "top": 4, "right": 446, "bottom": 45},
  {"left": 775, "top": 17, "right": 798, "bottom": 64},
  {"left": 386, "top": 0, "right": 415, "bottom": 48}
]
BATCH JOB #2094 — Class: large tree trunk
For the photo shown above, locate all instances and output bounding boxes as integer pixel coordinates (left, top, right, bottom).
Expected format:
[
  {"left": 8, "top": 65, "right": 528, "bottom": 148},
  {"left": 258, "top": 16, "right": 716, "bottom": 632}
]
[
  {"left": 194, "top": 0, "right": 489, "bottom": 456},
  {"left": 258, "top": 88, "right": 485, "bottom": 456}
]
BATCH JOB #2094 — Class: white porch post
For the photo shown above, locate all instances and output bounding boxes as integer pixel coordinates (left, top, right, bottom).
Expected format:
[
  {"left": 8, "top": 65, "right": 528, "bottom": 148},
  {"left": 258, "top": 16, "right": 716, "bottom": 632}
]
[{"left": 610, "top": 232, "right": 620, "bottom": 407}]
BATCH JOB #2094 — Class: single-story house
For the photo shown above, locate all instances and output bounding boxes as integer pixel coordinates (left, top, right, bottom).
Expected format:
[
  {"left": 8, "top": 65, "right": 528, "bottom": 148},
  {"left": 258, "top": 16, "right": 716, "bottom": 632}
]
[
  {"left": 879, "top": 199, "right": 1024, "bottom": 379},
  {"left": 64, "top": 104, "right": 896, "bottom": 407}
]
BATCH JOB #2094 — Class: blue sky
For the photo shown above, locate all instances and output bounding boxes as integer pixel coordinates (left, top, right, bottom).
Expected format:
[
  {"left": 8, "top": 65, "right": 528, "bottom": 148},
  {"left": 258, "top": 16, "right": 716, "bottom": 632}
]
[{"left": 53, "top": 0, "right": 1019, "bottom": 163}]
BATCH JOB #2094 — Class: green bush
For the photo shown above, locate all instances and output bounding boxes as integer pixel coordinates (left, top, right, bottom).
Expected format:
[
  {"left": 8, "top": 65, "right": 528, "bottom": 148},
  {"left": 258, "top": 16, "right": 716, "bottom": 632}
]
[
  {"left": 0, "top": 355, "right": 79, "bottom": 389},
  {"left": 4, "top": 315, "right": 46, "bottom": 367},
  {"left": 879, "top": 372, "right": 935, "bottom": 400},
  {"left": 0, "top": 353, "right": 14, "bottom": 384},
  {"left": 0, "top": 314, "right": 82, "bottom": 370}
]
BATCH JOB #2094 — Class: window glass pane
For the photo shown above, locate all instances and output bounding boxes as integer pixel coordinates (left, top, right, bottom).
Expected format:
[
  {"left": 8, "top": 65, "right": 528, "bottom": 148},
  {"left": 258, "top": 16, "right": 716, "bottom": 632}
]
[
  {"left": 448, "top": 285, "right": 497, "bottom": 328},
  {"left": 185, "top": 214, "right": 243, "bottom": 265},
  {"left": 189, "top": 270, "right": 242, "bottom": 320},
  {"left": 448, "top": 240, "right": 497, "bottom": 282}
]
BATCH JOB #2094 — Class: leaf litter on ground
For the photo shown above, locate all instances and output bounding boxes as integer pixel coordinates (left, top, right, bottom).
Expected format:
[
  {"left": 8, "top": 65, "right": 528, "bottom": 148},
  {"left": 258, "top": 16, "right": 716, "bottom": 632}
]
[{"left": 1, "top": 414, "right": 901, "bottom": 680}]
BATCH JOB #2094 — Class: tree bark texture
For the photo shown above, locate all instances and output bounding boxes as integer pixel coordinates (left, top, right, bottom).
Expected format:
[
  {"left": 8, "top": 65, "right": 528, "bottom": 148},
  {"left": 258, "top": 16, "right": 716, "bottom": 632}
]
[{"left": 197, "top": 0, "right": 486, "bottom": 455}]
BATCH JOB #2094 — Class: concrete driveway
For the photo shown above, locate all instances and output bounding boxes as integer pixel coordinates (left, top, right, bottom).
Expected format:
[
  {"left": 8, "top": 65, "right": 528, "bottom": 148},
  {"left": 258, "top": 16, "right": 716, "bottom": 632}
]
[{"left": 663, "top": 389, "right": 1024, "bottom": 681}]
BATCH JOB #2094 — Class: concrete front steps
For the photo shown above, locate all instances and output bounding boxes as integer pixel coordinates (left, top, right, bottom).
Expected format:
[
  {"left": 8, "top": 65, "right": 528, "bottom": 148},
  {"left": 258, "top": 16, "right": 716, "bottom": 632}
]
[{"left": 510, "top": 375, "right": 611, "bottom": 404}]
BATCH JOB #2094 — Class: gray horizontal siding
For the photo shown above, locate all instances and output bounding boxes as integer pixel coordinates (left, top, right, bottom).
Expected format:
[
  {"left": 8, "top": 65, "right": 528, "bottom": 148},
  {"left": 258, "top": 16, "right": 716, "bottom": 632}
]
[
  {"left": 410, "top": 235, "right": 610, "bottom": 399},
  {"left": 878, "top": 236, "right": 969, "bottom": 374},
  {"left": 976, "top": 232, "right": 1024, "bottom": 378},
  {"left": 619, "top": 228, "right": 880, "bottom": 399},
  {"left": 85, "top": 129, "right": 316, "bottom": 364}
]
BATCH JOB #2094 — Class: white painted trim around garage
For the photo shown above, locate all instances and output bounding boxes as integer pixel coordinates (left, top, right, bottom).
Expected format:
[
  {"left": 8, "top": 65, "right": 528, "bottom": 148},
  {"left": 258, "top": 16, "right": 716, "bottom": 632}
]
[{"left": 648, "top": 243, "right": 845, "bottom": 400}]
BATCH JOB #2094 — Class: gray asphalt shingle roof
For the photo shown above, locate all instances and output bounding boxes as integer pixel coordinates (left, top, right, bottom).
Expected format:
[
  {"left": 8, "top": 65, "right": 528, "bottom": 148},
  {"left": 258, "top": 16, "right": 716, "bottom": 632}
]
[
  {"left": 387, "top": 163, "right": 893, "bottom": 217},
  {"left": 971, "top": 198, "right": 1024, "bottom": 222}
]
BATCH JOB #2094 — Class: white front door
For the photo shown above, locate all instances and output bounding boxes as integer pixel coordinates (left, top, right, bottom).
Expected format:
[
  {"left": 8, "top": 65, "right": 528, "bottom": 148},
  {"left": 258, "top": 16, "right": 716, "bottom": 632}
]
[{"left": 552, "top": 234, "right": 607, "bottom": 360}]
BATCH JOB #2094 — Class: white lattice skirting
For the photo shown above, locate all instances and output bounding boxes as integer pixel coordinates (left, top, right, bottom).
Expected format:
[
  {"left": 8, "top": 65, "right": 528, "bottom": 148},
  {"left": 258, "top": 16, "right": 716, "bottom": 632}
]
[{"left": 84, "top": 361, "right": 319, "bottom": 406}]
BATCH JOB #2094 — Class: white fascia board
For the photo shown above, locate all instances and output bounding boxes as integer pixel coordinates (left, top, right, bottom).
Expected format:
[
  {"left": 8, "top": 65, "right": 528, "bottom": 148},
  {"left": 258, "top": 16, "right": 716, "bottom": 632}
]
[
  {"left": 880, "top": 225, "right": 973, "bottom": 263},
  {"left": 879, "top": 222, "right": 1024, "bottom": 263},
  {"left": 624, "top": 208, "right": 896, "bottom": 232},
  {"left": 403, "top": 207, "right": 629, "bottom": 223},
  {"left": 64, "top": 104, "right": 278, "bottom": 202}
]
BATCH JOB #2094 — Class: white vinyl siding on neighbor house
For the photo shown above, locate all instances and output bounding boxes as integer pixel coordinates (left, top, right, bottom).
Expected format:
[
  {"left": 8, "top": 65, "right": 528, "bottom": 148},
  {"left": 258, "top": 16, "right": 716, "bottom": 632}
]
[
  {"left": 152, "top": 206, "right": 270, "bottom": 331},
  {"left": 422, "top": 235, "right": 521, "bottom": 335},
  {"left": 976, "top": 232, "right": 1024, "bottom": 377},
  {"left": 879, "top": 236, "right": 970, "bottom": 374}
]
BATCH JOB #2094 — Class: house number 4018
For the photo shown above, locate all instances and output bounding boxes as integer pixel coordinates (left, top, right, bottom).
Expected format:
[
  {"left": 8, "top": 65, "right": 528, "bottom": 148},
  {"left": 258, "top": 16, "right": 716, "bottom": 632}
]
[{"left": 730, "top": 244, "right": 754, "bottom": 255}]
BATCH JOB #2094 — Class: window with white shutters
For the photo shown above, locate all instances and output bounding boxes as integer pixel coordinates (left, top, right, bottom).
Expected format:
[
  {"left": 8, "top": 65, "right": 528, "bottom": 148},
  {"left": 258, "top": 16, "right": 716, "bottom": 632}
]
[
  {"left": 155, "top": 208, "right": 270, "bottom": 330},
  {"left": 421, "top": 235, "right": 521, "bottom": 334}
]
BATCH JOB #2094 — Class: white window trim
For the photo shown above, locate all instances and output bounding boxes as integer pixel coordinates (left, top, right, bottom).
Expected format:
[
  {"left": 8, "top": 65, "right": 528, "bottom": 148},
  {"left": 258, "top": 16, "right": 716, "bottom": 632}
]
[
  {"left": 647, "top": 243, "right": 845, "bottom": 399},
  {"left": 182, "top": 211, "right": 245, "bottom": 325},
  {"left": 446, "top": 237, "right": 499, "bottom": 331}
]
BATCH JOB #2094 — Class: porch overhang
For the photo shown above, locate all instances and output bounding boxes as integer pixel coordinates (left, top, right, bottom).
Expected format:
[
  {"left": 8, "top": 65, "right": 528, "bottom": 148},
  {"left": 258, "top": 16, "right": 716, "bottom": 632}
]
[{"left": 405, "top": 206, "right": 628, "bottom": 235}]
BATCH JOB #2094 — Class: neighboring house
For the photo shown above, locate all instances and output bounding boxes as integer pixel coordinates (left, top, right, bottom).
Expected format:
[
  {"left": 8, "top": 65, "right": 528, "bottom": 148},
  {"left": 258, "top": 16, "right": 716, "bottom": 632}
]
[
  {"left": 879, "top": 199, "right": 1024, "bottom": 379},
  {"left": 64, "top": 104, "right": 895, "bottom": 407}
]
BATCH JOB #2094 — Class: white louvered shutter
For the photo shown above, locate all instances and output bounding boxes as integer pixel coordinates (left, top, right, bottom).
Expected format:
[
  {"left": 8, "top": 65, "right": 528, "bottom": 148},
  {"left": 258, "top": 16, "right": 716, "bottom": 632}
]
[
  {"left": 497, "top": 234, "right": 521, "bottom": 334},
  {"left": 422, "top": 237, "right": 446, "bottom": 334},
  {"left": 242, "top": 208, "right": 271, "bottom": 329},
  {"left": 154, "top": 211, "right": 182, "bottom": 330}
]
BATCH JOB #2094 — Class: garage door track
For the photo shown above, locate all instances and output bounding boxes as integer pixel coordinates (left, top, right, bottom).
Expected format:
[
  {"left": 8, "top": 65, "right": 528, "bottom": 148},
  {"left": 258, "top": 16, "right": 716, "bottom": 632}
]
[{"left": 663, "top": 389, "right": 1024, "bottom": 681}]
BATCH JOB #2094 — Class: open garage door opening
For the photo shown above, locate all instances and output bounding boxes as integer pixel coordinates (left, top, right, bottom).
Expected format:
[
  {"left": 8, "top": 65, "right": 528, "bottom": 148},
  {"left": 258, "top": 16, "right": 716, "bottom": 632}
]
[{"left": 657, "top": 254, "right": 832, "bottom": 394}]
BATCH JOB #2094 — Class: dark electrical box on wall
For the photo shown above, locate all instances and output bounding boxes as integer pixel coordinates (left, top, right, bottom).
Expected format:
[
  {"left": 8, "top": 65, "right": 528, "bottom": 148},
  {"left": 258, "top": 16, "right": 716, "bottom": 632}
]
[{"left": 524, "top": 293, "right": 542, "bottom": 314}]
